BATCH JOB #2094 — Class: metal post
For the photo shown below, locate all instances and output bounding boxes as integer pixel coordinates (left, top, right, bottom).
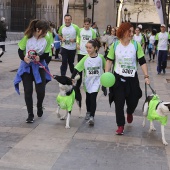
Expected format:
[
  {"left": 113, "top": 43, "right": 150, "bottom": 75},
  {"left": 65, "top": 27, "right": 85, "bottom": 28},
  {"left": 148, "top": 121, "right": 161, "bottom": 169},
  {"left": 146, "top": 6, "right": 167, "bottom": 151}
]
[
  {"left": 116, "top": 7, "right": 118, "bottom": 27},
  {"left": 92, "top": 0, "right": 94, "bottom": 23}
]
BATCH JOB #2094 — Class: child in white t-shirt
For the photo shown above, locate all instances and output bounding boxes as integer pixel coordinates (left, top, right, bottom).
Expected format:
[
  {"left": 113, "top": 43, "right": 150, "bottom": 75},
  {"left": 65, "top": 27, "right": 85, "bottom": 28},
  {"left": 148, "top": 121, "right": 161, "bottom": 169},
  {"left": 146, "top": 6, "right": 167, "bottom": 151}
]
[{"left": 72, "top": 39, "right": 106, "bottom": 126}]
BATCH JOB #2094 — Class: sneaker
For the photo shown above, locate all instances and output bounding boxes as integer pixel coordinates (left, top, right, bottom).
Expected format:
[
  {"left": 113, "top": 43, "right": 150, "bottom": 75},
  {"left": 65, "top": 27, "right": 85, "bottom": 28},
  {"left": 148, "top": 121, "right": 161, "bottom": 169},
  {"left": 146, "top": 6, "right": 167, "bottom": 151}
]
[
  {"left": 85, "top": 112, "right": 90, "bottom": 120},
  {"left": 88, "top": 116, "right": 94, "bottom": 126},
  {"left": 148, "top": 59, "right": 151, "bottom": 62},
  {"left": 26, "top": 114, "right": 34, "bottom": 123},
  {"left": 115, "top": 126, "right": 124, "bottom": 135},
  {"left": 127, "top": 114, "right": 133, "bottom": 123},
  {"left": 37, "top": 107, "right": 43, "bottom": 117}
]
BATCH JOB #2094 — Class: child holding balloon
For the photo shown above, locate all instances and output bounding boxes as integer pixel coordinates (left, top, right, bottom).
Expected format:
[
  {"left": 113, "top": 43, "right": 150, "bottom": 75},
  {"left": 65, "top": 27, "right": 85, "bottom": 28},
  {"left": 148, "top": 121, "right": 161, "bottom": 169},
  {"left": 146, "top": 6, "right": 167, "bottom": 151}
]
[
  {"left": 71, "top": 38, "right": 106, "bottom": 125},
  {"left": 105, "top": 22, "right": 150, "bottom": 135}
]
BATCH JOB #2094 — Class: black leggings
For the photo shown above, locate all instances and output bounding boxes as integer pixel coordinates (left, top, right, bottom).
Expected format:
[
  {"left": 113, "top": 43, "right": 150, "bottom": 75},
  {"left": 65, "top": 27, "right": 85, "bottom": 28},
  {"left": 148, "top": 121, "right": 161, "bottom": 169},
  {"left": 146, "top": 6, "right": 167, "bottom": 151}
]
[
  {"left": 86, "top": 92, "right": 98, "bottom": 117},
  {"left": 22, "top": 68, "right": 46, "bottom": 114}
]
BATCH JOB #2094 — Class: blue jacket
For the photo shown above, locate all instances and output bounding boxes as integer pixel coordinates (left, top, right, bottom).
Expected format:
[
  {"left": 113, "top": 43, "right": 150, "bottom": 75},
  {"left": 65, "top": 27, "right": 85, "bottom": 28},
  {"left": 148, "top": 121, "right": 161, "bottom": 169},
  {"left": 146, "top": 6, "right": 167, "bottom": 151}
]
[{"left": 14, "top": 60, "right": 51, "bottom": 94}]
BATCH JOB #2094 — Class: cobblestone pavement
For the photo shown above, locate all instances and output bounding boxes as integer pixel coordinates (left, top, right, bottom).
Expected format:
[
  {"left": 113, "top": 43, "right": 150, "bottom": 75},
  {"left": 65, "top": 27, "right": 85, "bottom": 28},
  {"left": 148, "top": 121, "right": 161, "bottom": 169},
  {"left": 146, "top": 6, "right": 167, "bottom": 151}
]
[{"left": 0, "top": 44, "right": 170, "bottom": 170}]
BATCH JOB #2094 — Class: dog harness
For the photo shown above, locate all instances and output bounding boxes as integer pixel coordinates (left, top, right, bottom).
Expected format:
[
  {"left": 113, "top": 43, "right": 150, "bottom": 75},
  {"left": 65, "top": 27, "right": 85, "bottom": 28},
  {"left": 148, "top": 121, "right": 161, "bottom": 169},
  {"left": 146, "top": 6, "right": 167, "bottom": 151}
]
[
  {"left": 56, "top": 90, "right": 75, "bottom": 112},
  {"left": 147, "top": 95, "right": 168, "bottom": 125}
]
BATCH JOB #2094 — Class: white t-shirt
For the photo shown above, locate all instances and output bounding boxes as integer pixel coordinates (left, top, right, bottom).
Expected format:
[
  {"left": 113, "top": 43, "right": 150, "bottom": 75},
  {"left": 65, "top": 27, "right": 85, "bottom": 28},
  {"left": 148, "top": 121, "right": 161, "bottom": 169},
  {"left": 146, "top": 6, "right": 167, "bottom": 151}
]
[
  {"left": 79, "top": 28, "right": 94, "bottom": 55},
  {"left": 149, "top": 35, "right": 155, "bottom": 45},
  {"left": 26, "top": 36, "right": 47, "bottom": 55},
  {"left": 60, "top": 25, "right": 77, "bottom": 50},
  {"left": 156, "top": 32, "right": 170, "bottom": 50},
  {"left": 114, "top": 43, "right": 137, "bottom": 77},
  {"left": 133, "top": 34, "right": 143, "bottom": 45}
]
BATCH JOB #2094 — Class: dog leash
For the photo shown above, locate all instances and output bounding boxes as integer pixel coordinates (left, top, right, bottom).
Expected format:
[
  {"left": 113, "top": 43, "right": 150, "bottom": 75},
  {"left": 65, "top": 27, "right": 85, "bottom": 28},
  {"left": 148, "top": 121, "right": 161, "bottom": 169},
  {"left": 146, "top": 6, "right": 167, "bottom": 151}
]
[
  {"left": 145, "top": 83, "right": 156, "bottom": 98},
  {"left": 28, "top": 50, "right": 54, "bottom": 78}
]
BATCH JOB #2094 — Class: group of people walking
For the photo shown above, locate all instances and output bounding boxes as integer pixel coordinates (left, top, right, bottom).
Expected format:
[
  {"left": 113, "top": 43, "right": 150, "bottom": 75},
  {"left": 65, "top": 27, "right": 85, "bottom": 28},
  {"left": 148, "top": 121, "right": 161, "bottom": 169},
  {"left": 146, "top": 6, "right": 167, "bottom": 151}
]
[{"left": 13, "top": 14, "right": 170, "bottom": 135}]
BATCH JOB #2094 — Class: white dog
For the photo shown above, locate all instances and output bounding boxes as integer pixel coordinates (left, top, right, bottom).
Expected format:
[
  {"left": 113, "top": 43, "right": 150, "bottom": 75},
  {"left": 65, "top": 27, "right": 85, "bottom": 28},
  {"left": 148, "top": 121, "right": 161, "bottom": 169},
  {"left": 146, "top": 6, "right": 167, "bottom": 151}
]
[
  {"left": 54, "top": 75, "right": 81, "bottom": 129},
  {"left": 143, "top": 94, "right": 170, "bottom": 145}
]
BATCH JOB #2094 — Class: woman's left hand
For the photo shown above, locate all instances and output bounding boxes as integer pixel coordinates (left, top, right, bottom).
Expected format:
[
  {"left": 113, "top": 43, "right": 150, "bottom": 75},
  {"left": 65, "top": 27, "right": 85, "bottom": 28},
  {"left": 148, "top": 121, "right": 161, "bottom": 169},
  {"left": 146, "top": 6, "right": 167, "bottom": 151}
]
[{"left": 145, "top": 77, "right": 150, "bottom": 84}]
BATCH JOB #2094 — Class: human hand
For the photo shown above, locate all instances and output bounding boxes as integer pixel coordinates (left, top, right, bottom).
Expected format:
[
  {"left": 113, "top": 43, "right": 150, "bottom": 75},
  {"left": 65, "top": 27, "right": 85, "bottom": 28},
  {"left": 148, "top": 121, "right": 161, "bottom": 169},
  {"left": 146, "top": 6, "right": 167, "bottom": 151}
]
[
  {"left": 24, "top": 55, "right": 31, "bottom": 64},
  {"left": 34, "top": 55, "right": 40, "bottom": 62},
  {"left": 145, "top": 77, "right": 150, "bottom": 85},
  {"left": 77, "top": 44, "right": 80, "bottom": 50},
  {"left": 101, "top": 86, "right": 107, "bottom": 96},
  {"left": 70, "top": 39, "right": 75, "bottom": 43}
]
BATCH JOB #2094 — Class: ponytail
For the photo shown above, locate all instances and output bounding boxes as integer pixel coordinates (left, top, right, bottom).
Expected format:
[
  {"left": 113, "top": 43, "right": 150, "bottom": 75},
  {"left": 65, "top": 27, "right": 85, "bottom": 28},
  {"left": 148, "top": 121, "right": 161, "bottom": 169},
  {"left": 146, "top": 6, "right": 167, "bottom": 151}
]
[{"left": 24, "top": 19, "right": 39, "bottom": 38}]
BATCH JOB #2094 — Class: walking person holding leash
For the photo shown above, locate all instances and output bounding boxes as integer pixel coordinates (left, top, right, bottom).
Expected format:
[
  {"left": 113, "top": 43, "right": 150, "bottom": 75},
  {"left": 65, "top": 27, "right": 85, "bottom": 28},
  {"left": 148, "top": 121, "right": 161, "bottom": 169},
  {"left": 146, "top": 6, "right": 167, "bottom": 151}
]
[
  {"left": 14, "top": 19, "right": 51, "bottom": 123},
  {"left": 105, "top": 22, "right": 150, "bottom": 135}
]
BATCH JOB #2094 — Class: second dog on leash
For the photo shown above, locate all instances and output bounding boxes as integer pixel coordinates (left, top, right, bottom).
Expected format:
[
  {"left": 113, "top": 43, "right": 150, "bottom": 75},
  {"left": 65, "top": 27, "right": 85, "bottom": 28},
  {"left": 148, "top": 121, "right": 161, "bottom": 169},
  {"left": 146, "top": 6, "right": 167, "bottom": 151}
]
[
  {"left": 143, "top": 94, "right": 170, "bottom": 145},
  {"left": 54, "top": 75, "right": 81, "bottom": 129}
]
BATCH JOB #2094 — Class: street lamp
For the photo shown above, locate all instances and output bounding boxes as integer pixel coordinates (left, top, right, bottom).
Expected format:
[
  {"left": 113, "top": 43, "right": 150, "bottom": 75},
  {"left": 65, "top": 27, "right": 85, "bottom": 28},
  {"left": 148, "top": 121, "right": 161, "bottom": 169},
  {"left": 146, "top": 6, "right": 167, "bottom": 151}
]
[
  {"left": 124, "top": 8, "right": 128, "bottom": 22},
  {"left": 88, "top": 0, "right": 99, "bottom": 24},
  {"left": 116, "top": 0, "right": 121, "bottom": 26},
  {"left": 127, "top": 11, "right": 131, "bottom": 22},
  {"left": 166, "top": 0, "right": 170, "bottom": 27}
]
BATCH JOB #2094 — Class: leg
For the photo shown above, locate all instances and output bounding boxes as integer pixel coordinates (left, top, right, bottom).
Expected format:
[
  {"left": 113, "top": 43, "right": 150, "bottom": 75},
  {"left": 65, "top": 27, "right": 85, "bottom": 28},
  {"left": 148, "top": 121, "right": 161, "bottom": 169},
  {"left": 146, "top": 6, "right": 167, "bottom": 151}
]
[
  {"left": 56, "top": 105, "right": 61, "bottom": 118},
  {"left": 113, "top": 83, "right": 126, "bottom": 127},
  {"left": 157, "top": 50, "right": 162, "bottom": 74},
  {"left": 65, "top": 111, "right": 71, "bottom": 129},
  {"left": 161, "top": 50, "right": 168, "bottom": 74},
  {"left": 142, "top": 102, "right": 148, "bottom": 127},
  {"left": 22, "top": 71, "right": 34, "bottom": 123},
  {"left": 148, "top": 48, "right": 152, "bottom": 61},
  {"left": 55, "top": 48, "right": 60, "bottom": 59},
  {"left": 60, "top": 48, "right": 68, "bottom": 76},
  {"left": 60, "top": 111, "right": 68, "bottom": 120},
  {"left": 67, "top": 49, "right": 76, "bottom": 74},
  {"left": 89, "top": 92, "right": 98, "bottom": 118},
  {"left": 149, "top": 121, "right": 156, "bottom": 132},
  {"left": 35, "top": 68, "right": 46, "bottom": 117},
  {"left": 22, "top": 72, "right": 34, "bottom": 115},
  {"left": 161, "top": 125, "right": 168, "bottom": 145},
  {"left": 85, "top": 92, "right": 91, "bottom": 120}
]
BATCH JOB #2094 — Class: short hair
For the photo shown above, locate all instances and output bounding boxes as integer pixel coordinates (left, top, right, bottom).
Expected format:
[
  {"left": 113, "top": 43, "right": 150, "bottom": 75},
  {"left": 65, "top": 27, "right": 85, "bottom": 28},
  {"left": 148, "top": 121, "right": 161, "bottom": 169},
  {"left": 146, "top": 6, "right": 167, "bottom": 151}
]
[
  {"left": 64, "top": 14, "right": 72, "bottom": 19},
  {"left": 84, "top": 17, "right": 91, "bottom": 23},
  {"left": 116, "top": 22, "right": 133, "bottom": 39}
]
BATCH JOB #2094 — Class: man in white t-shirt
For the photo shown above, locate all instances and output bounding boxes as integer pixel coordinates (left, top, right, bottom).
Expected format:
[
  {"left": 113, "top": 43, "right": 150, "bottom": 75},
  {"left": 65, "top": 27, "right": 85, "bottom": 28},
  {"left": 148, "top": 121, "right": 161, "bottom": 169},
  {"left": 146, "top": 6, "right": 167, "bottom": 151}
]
[
  {"left": 154, "top": 24, "right": 170, "bottom": 74},
  {"left": 58, "top": 14, "right": 79, "bottom": 76},
  {"left": 76, "top": 17, "right": 96, "bottom": 88}
]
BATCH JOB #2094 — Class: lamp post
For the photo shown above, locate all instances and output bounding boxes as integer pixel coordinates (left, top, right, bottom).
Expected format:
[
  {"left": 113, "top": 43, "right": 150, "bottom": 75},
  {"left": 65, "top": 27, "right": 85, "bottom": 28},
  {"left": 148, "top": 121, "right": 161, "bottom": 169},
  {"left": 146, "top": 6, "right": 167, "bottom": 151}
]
[
  {"left": 116, "top": 0, "right": 121, "bottom": 27},
  {"left": 124, "top": 8, "right": 128, "bottom": 22},
  {"left": 166, "top": 0, "right": 170, "bottom": 28},
  {"left": 88, "top": 0, "right": 99, "bottom": 24},
  {"left": 127, "top": 11, "right": 131, "bottom": 22}
]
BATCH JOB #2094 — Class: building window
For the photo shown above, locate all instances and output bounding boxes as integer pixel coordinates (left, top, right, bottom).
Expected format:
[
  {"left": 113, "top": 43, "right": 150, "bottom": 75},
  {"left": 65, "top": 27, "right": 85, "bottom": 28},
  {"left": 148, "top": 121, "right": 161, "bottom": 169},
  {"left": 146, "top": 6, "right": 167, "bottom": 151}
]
[{"left": 135, "top": 0, "right": 149, "bottom": 3}]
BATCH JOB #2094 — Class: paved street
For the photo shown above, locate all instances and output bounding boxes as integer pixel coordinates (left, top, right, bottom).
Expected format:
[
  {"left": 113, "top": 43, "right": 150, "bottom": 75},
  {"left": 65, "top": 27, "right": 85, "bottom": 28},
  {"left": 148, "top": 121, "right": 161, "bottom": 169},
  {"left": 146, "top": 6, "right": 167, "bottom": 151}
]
[{"left": 0, "top": 44, "right": 170, "bottom": 170}]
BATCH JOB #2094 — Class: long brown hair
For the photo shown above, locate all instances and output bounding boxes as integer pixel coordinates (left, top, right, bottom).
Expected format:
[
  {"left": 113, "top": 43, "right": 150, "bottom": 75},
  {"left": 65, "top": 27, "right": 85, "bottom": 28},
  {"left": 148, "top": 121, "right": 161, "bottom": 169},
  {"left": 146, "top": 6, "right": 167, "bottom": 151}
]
[{"left": 24, "top": 19, "right": 50, "bottom": 38}]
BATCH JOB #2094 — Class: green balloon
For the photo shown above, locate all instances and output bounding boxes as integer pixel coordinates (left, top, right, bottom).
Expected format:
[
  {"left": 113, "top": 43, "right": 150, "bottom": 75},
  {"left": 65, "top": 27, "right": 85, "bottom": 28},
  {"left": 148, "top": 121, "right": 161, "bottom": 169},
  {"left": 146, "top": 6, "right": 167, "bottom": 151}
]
[{"left": 100, "top": 72, "right": 115, "bottom": 87}]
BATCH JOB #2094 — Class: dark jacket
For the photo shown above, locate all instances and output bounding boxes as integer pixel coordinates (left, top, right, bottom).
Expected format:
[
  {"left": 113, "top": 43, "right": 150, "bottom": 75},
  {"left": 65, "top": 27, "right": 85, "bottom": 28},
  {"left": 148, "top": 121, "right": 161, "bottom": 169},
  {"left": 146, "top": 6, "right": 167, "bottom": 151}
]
[{"left": 0, "top": 21, "right": 7, "bottom": 39}]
